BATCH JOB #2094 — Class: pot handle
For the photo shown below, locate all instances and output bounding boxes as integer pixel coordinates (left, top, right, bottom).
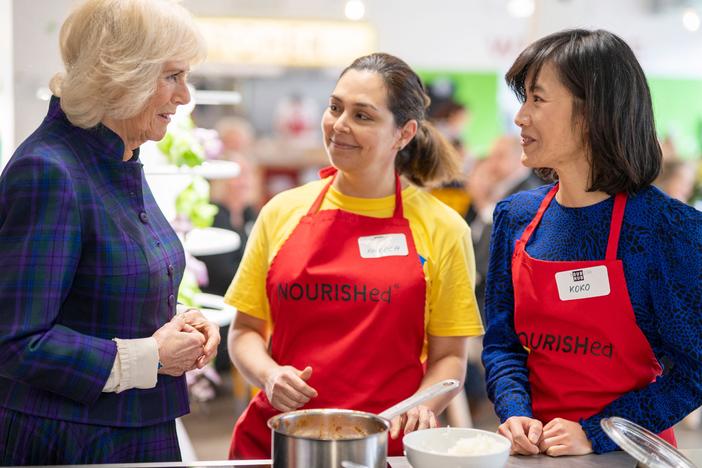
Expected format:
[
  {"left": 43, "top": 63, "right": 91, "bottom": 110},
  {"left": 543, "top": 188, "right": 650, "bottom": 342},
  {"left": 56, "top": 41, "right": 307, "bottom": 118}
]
[
  {"left": 377, "top": 379, "right": 459, "bottom": 421},
  {"left": 340, "top": 462, "right": 369, "bottom": 468}
]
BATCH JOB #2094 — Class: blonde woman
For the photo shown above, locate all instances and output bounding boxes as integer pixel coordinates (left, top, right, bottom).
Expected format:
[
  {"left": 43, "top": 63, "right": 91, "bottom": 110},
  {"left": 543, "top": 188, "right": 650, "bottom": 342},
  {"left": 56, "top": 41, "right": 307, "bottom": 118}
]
[{"left": 0, "top": 0, "right": 219, "bottom": 464}]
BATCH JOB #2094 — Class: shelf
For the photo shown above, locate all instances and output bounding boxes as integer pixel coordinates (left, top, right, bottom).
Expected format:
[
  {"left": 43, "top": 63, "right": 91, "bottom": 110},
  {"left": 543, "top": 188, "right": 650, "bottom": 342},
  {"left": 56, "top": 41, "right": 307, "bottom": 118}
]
[
  {"left": 194, "top": 293, "right": 237, "bottom": 327},
  {"left": 195, "top": 292, "right": 232, "bottom": 310},
  {"left": 184, "top": 228, "right": 241, "bottom": 256},
  {"left": 145, "top": 160, "right": 240, "bottom": 180}
]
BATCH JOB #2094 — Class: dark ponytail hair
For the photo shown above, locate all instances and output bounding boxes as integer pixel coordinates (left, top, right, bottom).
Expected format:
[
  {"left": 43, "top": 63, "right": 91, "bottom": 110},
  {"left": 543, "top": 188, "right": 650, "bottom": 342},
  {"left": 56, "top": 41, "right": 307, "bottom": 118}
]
[{"left": 341, "top": 53, "right": 460, "bottom": 187}]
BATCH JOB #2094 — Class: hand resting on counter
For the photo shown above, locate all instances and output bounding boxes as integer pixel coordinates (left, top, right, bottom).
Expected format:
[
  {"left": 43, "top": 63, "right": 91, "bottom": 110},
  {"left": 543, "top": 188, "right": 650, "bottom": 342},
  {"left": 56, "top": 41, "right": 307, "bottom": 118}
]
[{"left": 499, "top": 416, "right": 593, "bottom": 456}]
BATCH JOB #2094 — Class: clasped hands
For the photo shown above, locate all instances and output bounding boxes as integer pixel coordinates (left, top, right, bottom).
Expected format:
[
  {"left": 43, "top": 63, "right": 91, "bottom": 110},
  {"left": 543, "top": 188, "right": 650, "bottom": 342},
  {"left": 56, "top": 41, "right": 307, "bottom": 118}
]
[
  {"left": 498, "top": 416, "right": 593, "bottom": 457},
  {"left": 263, "top": 364, "right": 437, "bottom": 438},
  {"left": 152, "top": 310, "right": 221, "bottom": 376}
]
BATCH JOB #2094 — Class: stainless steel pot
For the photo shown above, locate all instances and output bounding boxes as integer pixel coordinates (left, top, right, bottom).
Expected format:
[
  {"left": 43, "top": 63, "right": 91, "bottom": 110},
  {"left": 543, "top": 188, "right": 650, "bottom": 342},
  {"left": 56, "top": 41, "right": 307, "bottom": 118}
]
[
  {"left": 267, "top": 380, "right": 461, "bottom": 468},
  {"left": 268, "top": 408, "right": 388, "bottom": 468}
]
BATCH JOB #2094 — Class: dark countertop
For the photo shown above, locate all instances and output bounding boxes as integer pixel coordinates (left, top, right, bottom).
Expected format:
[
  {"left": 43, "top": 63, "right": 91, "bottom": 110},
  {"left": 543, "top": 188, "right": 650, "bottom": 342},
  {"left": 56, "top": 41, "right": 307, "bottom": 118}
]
[
  {"left": 390, "top": 452, "right": 638, "bottom": 467},
  {"left": 29, "top": 449, "right": 702, "bottom": 467}
]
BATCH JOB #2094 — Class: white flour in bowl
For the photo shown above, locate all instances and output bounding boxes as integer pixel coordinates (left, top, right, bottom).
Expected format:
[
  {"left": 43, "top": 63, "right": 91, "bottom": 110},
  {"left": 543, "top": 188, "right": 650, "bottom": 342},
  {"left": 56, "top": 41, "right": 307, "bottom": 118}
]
[{"left": 447, "top": 434, "right": 504, "bottom": 455}]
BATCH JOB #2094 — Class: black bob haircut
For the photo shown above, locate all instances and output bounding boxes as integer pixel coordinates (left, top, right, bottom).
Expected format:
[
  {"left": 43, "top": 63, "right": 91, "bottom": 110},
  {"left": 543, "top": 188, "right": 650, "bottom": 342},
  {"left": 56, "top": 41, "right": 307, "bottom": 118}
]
[{"left": 506, "top": 29, "right": 661, "bottom": 194}]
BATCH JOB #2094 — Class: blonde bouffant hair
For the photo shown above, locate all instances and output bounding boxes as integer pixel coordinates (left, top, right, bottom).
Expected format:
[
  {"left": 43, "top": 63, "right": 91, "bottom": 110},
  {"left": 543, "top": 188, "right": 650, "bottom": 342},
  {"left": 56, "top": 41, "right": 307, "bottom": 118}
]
[{"left": 49, "top": 0, "right": 206, "bottom": 129}]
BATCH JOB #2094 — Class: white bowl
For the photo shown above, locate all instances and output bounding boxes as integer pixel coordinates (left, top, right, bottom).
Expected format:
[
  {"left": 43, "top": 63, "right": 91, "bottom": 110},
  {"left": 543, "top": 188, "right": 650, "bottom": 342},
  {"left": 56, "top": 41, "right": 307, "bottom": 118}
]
[{"left": 403, "top": 427, "right": 510, "bottom": 468}]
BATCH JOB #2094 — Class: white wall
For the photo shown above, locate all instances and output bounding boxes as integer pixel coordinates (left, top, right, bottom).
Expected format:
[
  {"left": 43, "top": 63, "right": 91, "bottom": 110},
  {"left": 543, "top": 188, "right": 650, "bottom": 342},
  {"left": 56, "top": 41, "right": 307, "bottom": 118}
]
[
  {"left": 184, "top": 0, "right": 702, "bottom": 75},
  {"left": 369, "top": 0, "right": 702, "bottom": 75},
  {"left": 11, "top": 0, "right": 73, "bottom": 156},
  {"left": 0, "top": 0, "right": 14, "bottom": 169},
  {"left": 6, "top": 0, "right": 702, "bottom": 153}
]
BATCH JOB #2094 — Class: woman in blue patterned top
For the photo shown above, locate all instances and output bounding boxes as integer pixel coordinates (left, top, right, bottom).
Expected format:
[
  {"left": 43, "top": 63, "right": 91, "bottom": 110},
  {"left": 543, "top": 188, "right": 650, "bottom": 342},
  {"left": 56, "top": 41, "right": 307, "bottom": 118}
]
[
  {"left": 482, "top": 29, "right": 702, "bottom": 457},
  {"left": 0, "top": 0, "right": 220, "bottom": 464}
]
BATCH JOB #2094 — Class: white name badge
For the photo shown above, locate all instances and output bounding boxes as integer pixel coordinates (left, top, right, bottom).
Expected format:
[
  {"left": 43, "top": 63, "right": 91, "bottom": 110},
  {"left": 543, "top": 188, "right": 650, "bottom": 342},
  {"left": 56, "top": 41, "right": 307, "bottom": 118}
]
[
  {"left": 358, "top": 233, "right": 409, "bottom": 259},
  {"left": 554, "top": 265, "right": 611, "bottom": 301}
]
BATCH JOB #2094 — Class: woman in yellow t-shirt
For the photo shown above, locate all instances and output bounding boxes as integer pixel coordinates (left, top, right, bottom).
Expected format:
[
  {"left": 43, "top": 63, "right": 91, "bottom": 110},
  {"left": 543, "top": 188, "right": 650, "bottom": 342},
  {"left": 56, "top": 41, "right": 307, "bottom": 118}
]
[{"left": 225, "top": 53, "right": 484, "bottom": 459}]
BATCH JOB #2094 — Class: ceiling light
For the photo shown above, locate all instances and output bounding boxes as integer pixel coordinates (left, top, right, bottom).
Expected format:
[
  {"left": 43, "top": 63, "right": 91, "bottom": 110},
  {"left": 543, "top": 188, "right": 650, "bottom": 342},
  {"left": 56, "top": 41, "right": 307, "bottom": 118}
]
[
  {"left": 345, "top": 0, "right": 365, "bottom": 21},
  {"left": 682, "top": 8, "right": 700, "bottom": 32},
  {"left": 35, "top": 87, "right": 52, "bottom": 101},
  {"left": 507, "top": 0, "right": 535, "bottom": 18}
]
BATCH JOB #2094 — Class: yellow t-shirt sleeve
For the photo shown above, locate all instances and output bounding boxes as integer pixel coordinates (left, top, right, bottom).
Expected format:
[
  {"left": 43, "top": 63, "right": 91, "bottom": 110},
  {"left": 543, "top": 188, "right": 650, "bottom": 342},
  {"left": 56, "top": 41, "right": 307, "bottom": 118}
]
[
  {"left": 424, "top": 218, "right": 484, "bottom": 337},
  {"left": 223, "top": 206, "right": 272, "bottom": 323}
]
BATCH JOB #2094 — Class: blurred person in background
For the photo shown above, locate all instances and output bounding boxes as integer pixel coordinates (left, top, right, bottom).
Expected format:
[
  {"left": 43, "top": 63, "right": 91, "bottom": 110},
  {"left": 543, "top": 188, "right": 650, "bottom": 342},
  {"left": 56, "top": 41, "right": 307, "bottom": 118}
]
[
  {"left": 218, "top": 116, "right": 255, "bottom": 159},
  {"left": 482, "top": 29, "right": 702, "bottom": 457},
  {"left": 428, "top": 99, "right": 474, "bottom": 220},
  {"left": 654, "top": 159, "right": 697, "bottom": 204},
  {"left": 460, "top": 135, "right": 542, "bottom": 416},
  {"left": 201, "top": 116, "right": 261, "bottom": 296},
  {"left": 274, "top": 93, "right": 320, "bottom": 142},
  {"left": 659, "top": 135, "right": 679, "bottom": 162},
  {"left": 0, "top": 0, "right": 220, "bottom": 464},
  {"left": 197, "top": 117, "right": 261, "bottom": 375},
  {"left": 225, "top": 53, "right": 483, "bottom": 459},
  {"left": 467, "top": 135, "right": 542, "bottom": 316},
  {"left": 428, "top": 93, "right": 488, "bottom": 429},
  {"left": 200, "top": 156, "right": 259, "bottom": 295},
  {"left": 430, "top": 99, "right": 471, "bottom": 154}
]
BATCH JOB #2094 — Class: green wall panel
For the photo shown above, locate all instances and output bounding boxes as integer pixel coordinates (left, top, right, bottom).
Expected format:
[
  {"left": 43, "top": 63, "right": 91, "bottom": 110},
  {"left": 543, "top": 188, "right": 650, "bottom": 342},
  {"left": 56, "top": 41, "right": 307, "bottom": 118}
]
[
  {"left": 418, "top": 70, "right": 501, "bottom": 157},
  {"left": 648, "top": 77, "right": 702, "bottom": 160},
  {"left": 417, "top": 71, "right": 702, "bottom": 161}
]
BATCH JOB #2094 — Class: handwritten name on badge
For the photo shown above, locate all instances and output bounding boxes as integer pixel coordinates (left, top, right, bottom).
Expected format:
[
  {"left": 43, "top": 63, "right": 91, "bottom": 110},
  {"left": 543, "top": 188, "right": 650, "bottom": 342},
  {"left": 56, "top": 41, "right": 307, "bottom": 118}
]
[
  {"left": 358, "top": 233, "right": 408, "bottom": 259},
  {"left": 555, "top": 265, "right": 611, "bottom": 301}
]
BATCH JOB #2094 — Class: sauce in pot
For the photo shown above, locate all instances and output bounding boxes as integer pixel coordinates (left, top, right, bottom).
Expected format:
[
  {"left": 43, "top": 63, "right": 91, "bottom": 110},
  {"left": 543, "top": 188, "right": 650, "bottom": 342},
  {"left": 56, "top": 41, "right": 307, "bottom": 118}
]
[{"left": 272, "top": 412, "right": 382, "bottom": 440}]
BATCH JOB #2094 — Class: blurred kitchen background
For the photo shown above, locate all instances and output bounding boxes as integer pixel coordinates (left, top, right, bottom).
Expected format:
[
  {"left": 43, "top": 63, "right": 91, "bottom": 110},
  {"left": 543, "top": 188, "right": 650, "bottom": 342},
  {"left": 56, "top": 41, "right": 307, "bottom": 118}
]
[{"left": 1, "top": 0, "right": 701, "bottom": 461}]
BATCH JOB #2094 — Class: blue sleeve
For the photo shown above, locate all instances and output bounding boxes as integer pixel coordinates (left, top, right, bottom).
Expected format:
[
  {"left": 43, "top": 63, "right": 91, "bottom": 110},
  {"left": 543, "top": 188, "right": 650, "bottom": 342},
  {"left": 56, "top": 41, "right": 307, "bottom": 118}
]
[
  {"left": 482, "top": 199, "right": 533, "bottom": 421},
  {"left": 0, "top": 155, "right": 117, "bottom": 405},
  {"left": 581, "top": 202, "right": 702, "bottom": 453}
]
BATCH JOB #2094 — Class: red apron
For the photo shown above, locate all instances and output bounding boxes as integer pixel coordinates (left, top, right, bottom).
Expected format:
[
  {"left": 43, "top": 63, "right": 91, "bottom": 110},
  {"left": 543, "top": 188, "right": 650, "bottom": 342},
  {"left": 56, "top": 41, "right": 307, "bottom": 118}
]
[
  {"left": 229, "top": 168, "right": 426, "bottom": 459},
  {"left": 512, "top": 184, "right": 676, "bottom": 445}
]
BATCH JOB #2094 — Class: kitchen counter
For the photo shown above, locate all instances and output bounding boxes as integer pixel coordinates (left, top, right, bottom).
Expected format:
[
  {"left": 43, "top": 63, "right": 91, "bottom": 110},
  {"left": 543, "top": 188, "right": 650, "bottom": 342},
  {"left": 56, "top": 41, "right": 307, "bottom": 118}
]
[
  {"left": 389, "top": 453, "right": 639, "bottom": 468},
  {"left": 29, "top": 449, "right": 702, "bottom": 467}
]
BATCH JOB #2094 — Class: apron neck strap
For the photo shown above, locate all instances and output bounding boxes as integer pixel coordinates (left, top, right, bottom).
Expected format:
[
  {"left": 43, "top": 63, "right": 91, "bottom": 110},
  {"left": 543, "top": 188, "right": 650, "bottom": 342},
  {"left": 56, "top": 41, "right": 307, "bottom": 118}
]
[
  {"left": 307, "top": 166, "right": 404, "bottom": 219},
  {"left": 518, "top": 184, "right": 559, "bottom": 247},
  {"left": 307, "top": 168, "right": 336, "bottom": 215},
  {"left": 392, "top": 172, "right": 404, "bottom": 218},
  {"left": 518, "top": 184, "right": 628, "bottom": 261},
  {"left": 605, "top": 192, "right": 627, "bottom": 260}
]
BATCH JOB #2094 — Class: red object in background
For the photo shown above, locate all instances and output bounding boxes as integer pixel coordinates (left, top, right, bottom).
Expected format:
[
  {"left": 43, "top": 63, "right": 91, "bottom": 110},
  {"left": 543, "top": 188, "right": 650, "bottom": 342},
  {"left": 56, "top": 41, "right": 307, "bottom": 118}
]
[
  {"left": 261, "top": 167, "right": 300, "bottom": 203},
  {"left": 286, "top": 113, "right": 307, "bottom": 136}
]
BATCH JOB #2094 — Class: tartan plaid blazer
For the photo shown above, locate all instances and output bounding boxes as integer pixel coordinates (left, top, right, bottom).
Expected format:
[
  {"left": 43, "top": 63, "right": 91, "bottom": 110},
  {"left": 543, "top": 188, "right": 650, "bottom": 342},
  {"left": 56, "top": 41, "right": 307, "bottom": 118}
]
[{"left": 0, "top": 97, "right": 189, "bottom": 427}]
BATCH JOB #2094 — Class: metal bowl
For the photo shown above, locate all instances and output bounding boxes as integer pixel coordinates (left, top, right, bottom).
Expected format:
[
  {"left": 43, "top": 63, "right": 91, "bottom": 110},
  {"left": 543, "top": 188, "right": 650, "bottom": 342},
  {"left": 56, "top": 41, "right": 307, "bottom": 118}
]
[{"left": 268, "top": 409, "right": 389, "bottom": 468}]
